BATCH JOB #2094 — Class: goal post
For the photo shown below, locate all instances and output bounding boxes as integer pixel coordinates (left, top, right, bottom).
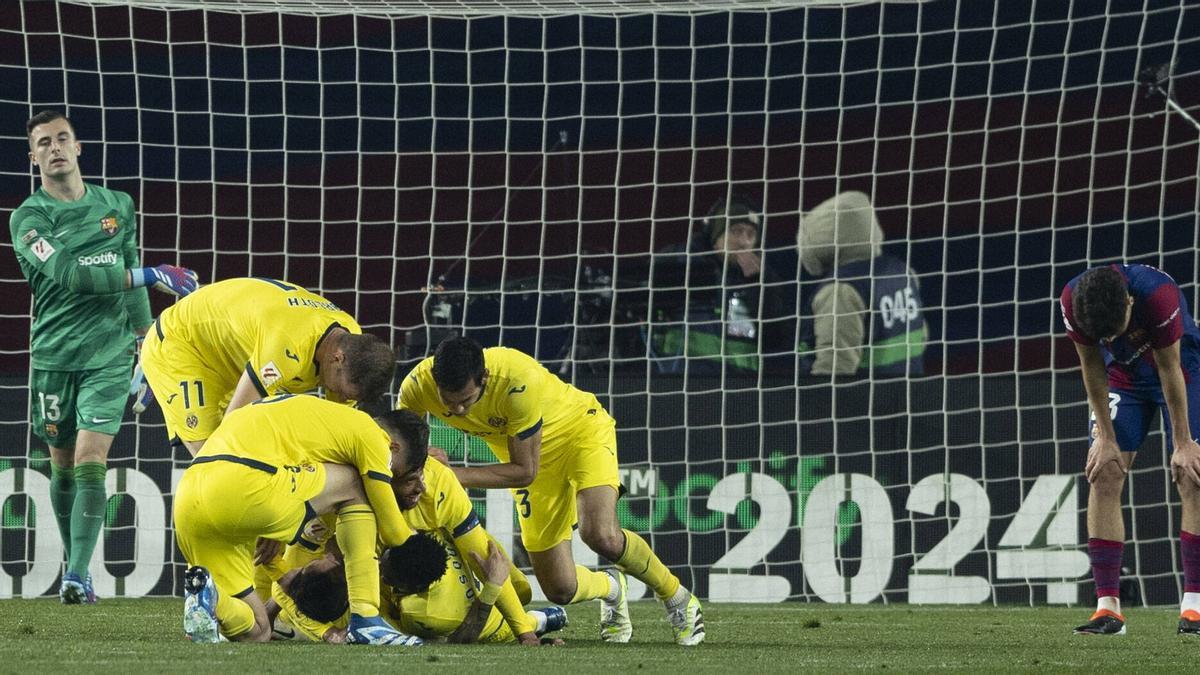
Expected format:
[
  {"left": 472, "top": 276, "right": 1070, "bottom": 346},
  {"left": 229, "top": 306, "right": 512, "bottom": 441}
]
[{"left": 0, "top": 0, "right": 1198, "bottom": 605}]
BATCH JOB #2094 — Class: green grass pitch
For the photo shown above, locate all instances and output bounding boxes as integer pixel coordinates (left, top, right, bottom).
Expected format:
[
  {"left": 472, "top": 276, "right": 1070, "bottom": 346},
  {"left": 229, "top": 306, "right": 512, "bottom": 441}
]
[{"left": 1, "top": 600, "right": 1198, "bottom": 673}]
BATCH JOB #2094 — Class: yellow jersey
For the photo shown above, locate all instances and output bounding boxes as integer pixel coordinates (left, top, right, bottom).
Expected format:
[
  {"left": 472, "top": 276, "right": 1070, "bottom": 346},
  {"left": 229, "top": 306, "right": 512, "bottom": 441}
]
[
  {"left": 399, "top": 347, "right": 614, "bottom": 462},
  {"left": 270, "top": 458, "right": 532, "bottom": 641},
  {"left": 156, "top": 277, "right": 361, "bottom": 397},
  {"left": 385, "top": 530, "right": 511, "bottom": 643},
  {"left": 196, "top": 393, "right": 410, "bottom": 546},
  {"left": 273, "top": 530, "right": 511, "bottom": 644}
]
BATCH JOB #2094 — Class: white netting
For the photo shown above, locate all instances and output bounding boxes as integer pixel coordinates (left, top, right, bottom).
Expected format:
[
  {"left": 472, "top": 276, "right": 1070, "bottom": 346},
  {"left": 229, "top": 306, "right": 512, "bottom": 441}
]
[
  {"left": 1, "top": 0, "right": 1198, "bottom": 604},
  {"left": 83, "top": 0, "right": 904, "bottom": 18}
]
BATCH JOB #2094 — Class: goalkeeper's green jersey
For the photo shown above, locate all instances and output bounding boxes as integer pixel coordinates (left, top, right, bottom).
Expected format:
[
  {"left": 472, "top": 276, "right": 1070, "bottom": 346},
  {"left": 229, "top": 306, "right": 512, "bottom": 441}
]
[{"left": 9, "top": 183, "right": 152, "bottom": 371}]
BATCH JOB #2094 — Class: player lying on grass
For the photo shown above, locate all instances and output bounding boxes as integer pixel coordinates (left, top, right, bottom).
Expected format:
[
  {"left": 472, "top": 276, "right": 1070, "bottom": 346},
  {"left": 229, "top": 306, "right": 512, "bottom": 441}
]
[
  {"left": 138, "top": 277, "right": 395, "bottom": 456},
  {"left": 258, "top": 410, "right": 560, "bottom": 644},
  {"left": 268, "top": 530, "right": 566, "bottom": 645},
  {"left": 1062, "top": 264, "right": 1200, "bottom": 636},
  {"left": 174, "top": 395, "right": 438, "bottom": 645},
  {"left": 400, "top": 337, "right": 703, "bottom": 645},
  {"left": 11, "top": 110, "right": 199, "bottom": 604}
]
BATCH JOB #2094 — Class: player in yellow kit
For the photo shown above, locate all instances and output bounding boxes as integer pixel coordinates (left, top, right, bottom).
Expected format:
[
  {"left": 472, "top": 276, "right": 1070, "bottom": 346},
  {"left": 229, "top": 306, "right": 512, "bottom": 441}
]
[
  {"left": 173, "top": 394, "right": 440, "bottom": 646},
  {"left": 264, "top": 409, "right": 564, "bottom": 644},
  {"left": 139, "top": 277, "right": 395, "bottom": 456},
  {"left": 399, "top": 337, "right": 704, "bottom": 646},
  {"left": 271, "top": 533, "right": 567, "bottom": 645}
]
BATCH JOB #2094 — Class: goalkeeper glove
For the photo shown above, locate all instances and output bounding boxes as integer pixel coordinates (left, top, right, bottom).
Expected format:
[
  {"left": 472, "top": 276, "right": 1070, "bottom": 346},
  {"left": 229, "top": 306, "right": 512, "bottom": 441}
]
[
  {"left": 130, "top": 265, "right": 199, "bottom": 297},
  {"left": 130, "top": 336, "right": 153, "bottom": 414}
]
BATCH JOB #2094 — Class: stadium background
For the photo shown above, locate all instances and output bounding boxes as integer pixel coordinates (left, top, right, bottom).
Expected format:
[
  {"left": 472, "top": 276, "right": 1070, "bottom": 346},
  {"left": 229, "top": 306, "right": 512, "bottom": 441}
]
[{"left": 0, "top": 0, "right": 1198, "bottom": 605}]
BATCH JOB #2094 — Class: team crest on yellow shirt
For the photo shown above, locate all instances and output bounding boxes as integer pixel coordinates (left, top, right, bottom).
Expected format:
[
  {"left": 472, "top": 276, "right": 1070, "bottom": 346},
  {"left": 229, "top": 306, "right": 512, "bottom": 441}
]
[
  {"left": 487, "top": 416, "right": 506, "bottom": 428},
  {"left": 45, "top": 423, "right": 58, "bottom": 438},
  {"left": 100, "top": 215, "right": 119, "bottom": 236},
  {"left": 260, "top": 361, "right": 282, "bottom": 388},
  {"left": 186, "top": 413, "right": 199, "bottom": 429}
]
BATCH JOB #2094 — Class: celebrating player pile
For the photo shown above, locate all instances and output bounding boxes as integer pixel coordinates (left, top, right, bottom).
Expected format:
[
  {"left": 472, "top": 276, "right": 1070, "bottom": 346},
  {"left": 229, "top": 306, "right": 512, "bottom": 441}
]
[
  {"left": 266, "top": 410, "right": 567, "bottom": 645},
  {"left": 1061, "top": 264, "right": 1200, "bottom": 636},
  {"left": 400, "top": 336, "right": 705, "bottom": 646},
  {"left": 173, "top": 395, "right": 432, "bottom": 644},
  {"left": 10, "top": 110, "right": 199, "bottom": 605}
]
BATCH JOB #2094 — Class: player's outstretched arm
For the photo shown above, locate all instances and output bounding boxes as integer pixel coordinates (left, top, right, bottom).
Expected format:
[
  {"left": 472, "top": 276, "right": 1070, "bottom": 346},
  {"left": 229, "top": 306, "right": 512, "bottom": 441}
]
[
  {"left": 127, "top": 264, "right": 199, "bottom": 297},
  {"left": 449, "top": 429, "right": 542, "bottom": 489}
]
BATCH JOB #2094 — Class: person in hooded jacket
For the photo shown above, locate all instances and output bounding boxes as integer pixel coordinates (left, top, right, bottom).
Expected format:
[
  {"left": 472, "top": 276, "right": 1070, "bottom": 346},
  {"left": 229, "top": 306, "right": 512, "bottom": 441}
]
[
  {"left": 797, "top": 191, "right": 927, "bottom": 377},
  {"left": 649, "top": 195, "right": 790, "bottom": 376}
]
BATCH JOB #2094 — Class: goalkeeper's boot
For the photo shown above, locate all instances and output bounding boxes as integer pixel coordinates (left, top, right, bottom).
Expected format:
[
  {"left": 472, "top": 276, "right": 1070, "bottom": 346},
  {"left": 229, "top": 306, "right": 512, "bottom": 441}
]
[
  {"left": 182, "top": 565, "right": 221, "bottom": 643},
  {"left": 532, "top": 606, "right": 569, "bottom": 636},
  {"left": 60, "top": 571, "right": 97, "bottom": 605},
  {"left": 1179, "top": 610, "right": 1200, "bottom": 636},
  {"left": 1073, "top": 608, "right": 1126, "bottom": 635},
  {"left": 667, "top": 592, "right": 706, "bottom": 646},
  {"left": 347, "top": 614, "right": 424, "bottom": 646},
  {"left": 599, "top": 569, "right": 632, "bottom": 643}
]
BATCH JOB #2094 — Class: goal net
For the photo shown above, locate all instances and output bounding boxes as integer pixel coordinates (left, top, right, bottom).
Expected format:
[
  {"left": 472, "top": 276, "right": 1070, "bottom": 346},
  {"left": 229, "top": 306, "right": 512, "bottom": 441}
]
[{"left": 1, "top": 0, "right": 1198, "bottom": 605}]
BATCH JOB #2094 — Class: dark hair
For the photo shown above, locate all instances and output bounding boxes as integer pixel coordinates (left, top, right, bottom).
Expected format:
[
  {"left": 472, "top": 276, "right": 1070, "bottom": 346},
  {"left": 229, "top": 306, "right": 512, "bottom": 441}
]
[
  {"left": 287, "top": 563, "right": 349, "bottom": 622},
  {"left": 1072, "top": 267, "right": 1130, "bottom": 340},
  {"left": 375, "top": 409, "right": 429, "bottom": 475},
  {"left": 379, "top": 532, "right": 448, "bottom": 594},
  {"left": 26, "top": 110, "right": 74, "bottom": 139},
  {"left": 341, "top": 333, "right": 396, "bottom": 405},
  {"left": 431, "top": 336, "right": 486, "bottom": 392},
  {"left": 702, "top": 193, "right": 762, "bottom": 246}
]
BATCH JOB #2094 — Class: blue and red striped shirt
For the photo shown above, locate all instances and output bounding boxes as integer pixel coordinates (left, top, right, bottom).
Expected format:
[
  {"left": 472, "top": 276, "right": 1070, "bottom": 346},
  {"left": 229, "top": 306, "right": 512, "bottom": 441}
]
[{"left": 1061, "top": 264, "right": 1200, "bottom": 389}]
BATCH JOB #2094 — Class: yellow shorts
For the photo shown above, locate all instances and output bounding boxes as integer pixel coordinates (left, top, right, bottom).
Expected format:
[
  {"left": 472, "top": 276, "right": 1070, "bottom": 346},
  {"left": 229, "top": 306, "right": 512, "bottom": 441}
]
[
  {"left": 515, "top": 423, "right": 620, "bottom": 553},
  {"left": 140, "top": 322, "right": 239, "bottom": 443},
  {"left": 174, "top": 458, "right": 325, "bottom": 635}
]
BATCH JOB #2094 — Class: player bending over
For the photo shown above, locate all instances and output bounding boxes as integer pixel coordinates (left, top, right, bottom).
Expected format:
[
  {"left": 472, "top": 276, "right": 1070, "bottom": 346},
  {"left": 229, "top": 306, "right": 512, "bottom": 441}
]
[
  {"left": 138, "top": 277, "right": 394, "bottom": 456},
  {"left": 174, "top": 395, "right": 434, "bottom": 645},
  {"left": 10, "top": 110, "right": 198, "bottom": 604},
  {"left": 1062, "top": 264, "right": 1200, "bottom": 635},
  {"left": 399, "top": 337, "right": 703, "bottom": 645}
]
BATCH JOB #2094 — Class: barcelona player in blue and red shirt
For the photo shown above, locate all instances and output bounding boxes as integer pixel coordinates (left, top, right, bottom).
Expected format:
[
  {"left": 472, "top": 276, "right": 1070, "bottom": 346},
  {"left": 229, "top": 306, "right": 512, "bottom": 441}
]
[{"left": 1061, "top": 263, "right": 1200, "bottom": 636}]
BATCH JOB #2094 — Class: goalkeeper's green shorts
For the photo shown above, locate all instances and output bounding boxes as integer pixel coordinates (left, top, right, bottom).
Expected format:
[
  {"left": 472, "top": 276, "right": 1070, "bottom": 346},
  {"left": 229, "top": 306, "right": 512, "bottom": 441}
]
[{"left": 30, "top": 351, "right": 132, "bottom": 447}]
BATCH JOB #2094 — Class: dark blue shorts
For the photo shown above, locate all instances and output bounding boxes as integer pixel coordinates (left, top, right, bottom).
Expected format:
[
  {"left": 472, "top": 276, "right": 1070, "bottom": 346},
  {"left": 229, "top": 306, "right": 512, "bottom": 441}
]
[{"left": 1090, "top": 378, "right": 1200, "bottom": 453}]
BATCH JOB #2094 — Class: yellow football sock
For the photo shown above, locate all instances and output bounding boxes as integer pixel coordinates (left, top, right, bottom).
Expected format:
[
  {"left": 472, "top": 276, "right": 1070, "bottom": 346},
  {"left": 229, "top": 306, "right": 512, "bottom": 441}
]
[
  {"left": 569, "top": 564, "right": 614, "bottom": 604},
  {"left": 337, "top": 506, "right": 381, "bottom": 617},
  {"left": 615, "top": 529, "right": 681, "bottom": 602}
]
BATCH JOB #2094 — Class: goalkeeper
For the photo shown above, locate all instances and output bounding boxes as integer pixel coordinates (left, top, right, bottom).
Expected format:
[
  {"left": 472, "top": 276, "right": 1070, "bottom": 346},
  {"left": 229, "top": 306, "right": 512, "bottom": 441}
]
[
  {"left": 137, "top": 276, "right": 396, "bottom": 456},
  {"left": 9, "top": 110, "right": 199, "bottom": 605}
]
